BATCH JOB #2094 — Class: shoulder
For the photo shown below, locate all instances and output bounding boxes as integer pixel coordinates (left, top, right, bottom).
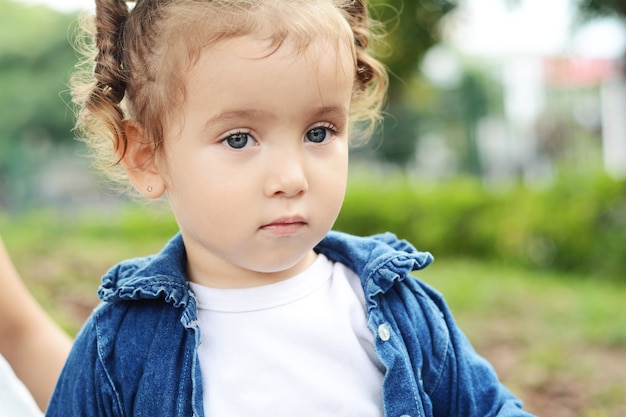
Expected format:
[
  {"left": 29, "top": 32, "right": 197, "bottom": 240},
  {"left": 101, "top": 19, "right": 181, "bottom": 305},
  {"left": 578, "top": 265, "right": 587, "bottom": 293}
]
[
  {"left": 318, "top": 230, "right": 429, "bottom": 259},
  {"left": 49, "top": 299, "right": 190, "bottom": 416},
  {"left": 96, "top": 234, "right": 196, "bottom": 311},
  {"left": 317, "top": 231, "right": 433, "bottom": 284},
  {"left": 61, "top": 298, "right": 186, "bottom": 372},
  {"left": 47, "top": 304, "right": 122, "bottom": 416},
  {"left": 319, "top": 231, "right": 450, "bottom": 356},
  {"left": 378, "top": 272, "right": 452, "bottom": 349},
  {"left": 80, "top": 298, "right": 190, "bottom": 360}
]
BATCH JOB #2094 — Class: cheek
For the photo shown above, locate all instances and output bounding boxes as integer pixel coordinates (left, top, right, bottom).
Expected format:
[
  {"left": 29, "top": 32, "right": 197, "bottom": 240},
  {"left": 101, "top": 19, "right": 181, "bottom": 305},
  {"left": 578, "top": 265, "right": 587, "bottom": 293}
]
[
  {"left": 319, "top": 147, "right": 349, "bottom": 203},
  {"left": 334, "top": 142, "right": 350, "bottom": 180},
  {"left": 169, "top": 172, "right": 251, "bottom": 236}
]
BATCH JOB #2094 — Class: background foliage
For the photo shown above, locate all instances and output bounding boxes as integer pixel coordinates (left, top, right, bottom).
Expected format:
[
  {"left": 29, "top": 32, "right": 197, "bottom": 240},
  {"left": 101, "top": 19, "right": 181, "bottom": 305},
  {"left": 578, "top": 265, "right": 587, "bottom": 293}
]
[
  {"left": 1, "top": 1, "right": 624, "bottom": 278},
  {"left": 0, "top": 0, "right": 77, "bottom": 208},
  {"left": 365, "top": 0, "right": 458, "bottom": 167},
  {"left": 577, "top": 0, "right": 626, "bottom": 20},
  {"left": 337, "top": 173, "right": 626, "bottom": 281},
  {"left": 2, "top": 1, "right": 626, "bottom": 415}
]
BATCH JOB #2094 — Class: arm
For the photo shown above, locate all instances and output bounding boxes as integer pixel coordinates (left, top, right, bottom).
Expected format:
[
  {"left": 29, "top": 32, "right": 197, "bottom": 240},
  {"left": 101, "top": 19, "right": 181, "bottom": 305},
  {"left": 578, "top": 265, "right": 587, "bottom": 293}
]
[
  {"left": 415, "top": 281, "right": 535, "bottom": 417},
  {"left": 0, "top": 237, "right": 72, "bottom": 411},
  {"left": 46, "top": 314, "right": 121, "bottom": 417}
]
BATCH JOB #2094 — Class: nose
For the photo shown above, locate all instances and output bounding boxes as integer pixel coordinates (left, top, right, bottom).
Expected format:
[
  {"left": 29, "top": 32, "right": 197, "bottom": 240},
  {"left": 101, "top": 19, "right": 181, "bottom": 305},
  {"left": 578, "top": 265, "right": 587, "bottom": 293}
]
[{"left": 264, "top": 150, "right": 308, "bottom": 198}]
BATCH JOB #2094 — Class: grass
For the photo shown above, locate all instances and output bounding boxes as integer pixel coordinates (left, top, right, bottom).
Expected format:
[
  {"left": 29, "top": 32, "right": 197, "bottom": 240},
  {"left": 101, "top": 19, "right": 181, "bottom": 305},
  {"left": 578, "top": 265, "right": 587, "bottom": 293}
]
[
  {"left": 419, "top": 257, "right": 626, "bottom": 348},
  {"left": 418, "top": 257, "right": 626, "bottom": 416},
  {"left": 2, "top": 207, "right": 625, "bottom": 416}
]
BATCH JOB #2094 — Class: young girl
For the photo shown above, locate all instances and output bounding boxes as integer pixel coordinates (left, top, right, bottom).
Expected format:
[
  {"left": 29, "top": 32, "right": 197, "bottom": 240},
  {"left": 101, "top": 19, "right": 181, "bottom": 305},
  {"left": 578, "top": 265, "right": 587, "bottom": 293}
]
[{"left": 48, "top": 1, "right": 535, "bottom": 416}]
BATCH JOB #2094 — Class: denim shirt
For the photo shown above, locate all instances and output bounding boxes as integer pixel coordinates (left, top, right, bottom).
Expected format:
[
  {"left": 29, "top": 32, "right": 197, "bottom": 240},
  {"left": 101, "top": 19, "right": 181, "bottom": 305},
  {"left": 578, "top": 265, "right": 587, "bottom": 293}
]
[{"left": 47, "top": 231, "right": 534, "bottom": 417}]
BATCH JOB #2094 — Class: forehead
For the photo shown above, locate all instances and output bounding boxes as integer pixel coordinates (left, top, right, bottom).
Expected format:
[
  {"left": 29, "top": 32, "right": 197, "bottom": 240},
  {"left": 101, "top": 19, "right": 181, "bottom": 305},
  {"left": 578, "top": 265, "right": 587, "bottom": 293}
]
[
  {"left": 191, "top": 33, "right": 355, "bottom": 78},
  {"left": 185, "top": 34, "right": 355, "bottom": 116}
]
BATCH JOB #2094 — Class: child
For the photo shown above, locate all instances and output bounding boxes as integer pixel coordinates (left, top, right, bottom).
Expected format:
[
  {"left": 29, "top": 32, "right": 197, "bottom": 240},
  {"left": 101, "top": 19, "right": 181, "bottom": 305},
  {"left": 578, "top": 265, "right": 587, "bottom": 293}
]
[{"left": 48, "top": 0, "right": 535, "bottom": 416}]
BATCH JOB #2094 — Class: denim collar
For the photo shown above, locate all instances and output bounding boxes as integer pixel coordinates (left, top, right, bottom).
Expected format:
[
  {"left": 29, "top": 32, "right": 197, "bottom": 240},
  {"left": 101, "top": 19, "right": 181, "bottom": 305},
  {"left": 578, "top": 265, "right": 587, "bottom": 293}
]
[
  {"left": 98, "top": 233, "right": 191, "bottom": 307},
  {"left": 315, "top": 231, "right": 433, "bottom": 312},
  {"left": 98, "top": 231, "right": 433, "bottom": 308}
]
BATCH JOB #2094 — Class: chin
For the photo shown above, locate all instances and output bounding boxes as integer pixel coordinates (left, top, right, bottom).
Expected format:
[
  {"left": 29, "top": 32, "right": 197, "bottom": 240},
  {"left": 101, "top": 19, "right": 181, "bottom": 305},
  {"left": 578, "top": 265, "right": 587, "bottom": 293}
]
[{"left": 252, "top": 250, "right": 316, "bottom": 276}]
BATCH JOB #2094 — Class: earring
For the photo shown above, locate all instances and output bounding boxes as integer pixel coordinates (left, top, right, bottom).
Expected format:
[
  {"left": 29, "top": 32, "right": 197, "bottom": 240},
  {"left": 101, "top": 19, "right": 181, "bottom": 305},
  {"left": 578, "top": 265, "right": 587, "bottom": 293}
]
[{"left": 146, "top": 186, "right": 153, "bottom": 193}]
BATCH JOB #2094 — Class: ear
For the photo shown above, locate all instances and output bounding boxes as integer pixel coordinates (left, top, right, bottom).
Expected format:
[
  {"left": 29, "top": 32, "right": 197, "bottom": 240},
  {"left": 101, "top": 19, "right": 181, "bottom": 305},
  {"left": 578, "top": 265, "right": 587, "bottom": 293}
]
[{"left": 120, "top": 120, "right": 167, "bottom": 199}]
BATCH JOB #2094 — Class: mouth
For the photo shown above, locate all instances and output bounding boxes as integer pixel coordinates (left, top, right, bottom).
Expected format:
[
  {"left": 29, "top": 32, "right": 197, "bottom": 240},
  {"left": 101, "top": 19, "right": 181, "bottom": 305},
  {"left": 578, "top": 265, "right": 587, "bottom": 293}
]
[{"left": 260, "top": 216, "right": 307, "bottom": 235}]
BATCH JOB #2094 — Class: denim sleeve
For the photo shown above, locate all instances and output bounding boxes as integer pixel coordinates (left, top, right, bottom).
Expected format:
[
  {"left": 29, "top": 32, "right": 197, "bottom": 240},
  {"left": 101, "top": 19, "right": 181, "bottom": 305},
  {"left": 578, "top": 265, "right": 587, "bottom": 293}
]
[
  {"left": 45, "top": 307, "right": 122, "bottom": 417},
  {"left": 415, "top": 281, "right": 536, "bottom": 417}
]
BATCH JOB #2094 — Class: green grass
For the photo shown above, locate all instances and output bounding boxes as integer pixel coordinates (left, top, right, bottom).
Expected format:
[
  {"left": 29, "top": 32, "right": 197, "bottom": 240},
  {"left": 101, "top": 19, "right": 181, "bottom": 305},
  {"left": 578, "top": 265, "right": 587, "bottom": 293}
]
[
  {"left": 2, "top": 207, "right": 625, "bottom": 416},
  {"left": 419, "top": 257, "right": 626, "bottom": 348},
  {"left": 418, "top": 257, "right": 626, "bottom": 416}
]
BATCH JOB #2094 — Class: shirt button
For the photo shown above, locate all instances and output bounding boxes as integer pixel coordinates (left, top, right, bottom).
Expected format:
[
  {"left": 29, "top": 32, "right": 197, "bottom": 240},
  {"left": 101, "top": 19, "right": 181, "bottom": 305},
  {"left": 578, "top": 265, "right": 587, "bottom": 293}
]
[{"left": 378, "top": 323, "right": 391, "bottom": 341}]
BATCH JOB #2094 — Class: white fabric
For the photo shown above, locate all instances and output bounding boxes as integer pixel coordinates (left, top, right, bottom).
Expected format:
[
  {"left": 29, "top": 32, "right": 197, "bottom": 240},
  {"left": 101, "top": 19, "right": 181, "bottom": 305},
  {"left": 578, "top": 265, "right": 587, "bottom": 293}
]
[
  {"left": 191, "top": 254, "right": 384, "bottom": 417},
  {"left": 0, "top": 354, "right": 43, "bottom": 417}
]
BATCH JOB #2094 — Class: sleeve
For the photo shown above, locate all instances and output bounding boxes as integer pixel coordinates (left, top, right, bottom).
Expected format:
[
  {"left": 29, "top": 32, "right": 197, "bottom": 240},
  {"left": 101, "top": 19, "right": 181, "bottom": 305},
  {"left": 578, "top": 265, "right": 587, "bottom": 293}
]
[
  {"left": 45, "top": 310, "right": 122, "bottom": 417},
  {"left": 0, "top": 354, "right": 43, "bottom": 417},
  {"left": 414, "top": 281, "right": 536, "bottom": 417}
]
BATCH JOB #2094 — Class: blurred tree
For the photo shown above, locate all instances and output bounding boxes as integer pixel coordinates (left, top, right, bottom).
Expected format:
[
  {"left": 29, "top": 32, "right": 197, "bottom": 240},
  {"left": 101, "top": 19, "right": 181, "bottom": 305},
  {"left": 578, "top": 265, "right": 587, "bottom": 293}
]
[
  {"left": 367, "top": 0, "right": 626, "bottom": 170},
  {"left": 448, "top": 71, "right": 489, "bottom": 176},
  {"left": 0, "top": 0, "right": 77, "bottom": 208},
  {"left": 0, "top": 0, "right": 76, "bottom": 143},
  {"left": 369, "top": 0, "right": 457, "bottom": 101},
  {"left": 366, "top": 0, "right": 458, "bottom": 168},
  {"left": 577, "top": 0, "right": 626, "bottom": 18}
]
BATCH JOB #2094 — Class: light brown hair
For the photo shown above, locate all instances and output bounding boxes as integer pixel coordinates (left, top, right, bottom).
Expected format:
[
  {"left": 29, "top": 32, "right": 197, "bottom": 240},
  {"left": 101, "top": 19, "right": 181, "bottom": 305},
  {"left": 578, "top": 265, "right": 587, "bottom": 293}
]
[{"left": 72, "top": 0, "right": 388, "bottom": 184}]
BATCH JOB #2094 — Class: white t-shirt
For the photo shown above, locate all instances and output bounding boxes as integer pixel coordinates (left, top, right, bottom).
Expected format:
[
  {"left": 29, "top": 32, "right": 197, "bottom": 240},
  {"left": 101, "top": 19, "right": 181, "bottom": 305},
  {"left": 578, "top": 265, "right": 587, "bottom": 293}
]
[
  {"left": 0, "top": 354, "right": 43, "bottom": 417},
  {"left": 190, "top": 254, "right": 384, "bottom": 417}
]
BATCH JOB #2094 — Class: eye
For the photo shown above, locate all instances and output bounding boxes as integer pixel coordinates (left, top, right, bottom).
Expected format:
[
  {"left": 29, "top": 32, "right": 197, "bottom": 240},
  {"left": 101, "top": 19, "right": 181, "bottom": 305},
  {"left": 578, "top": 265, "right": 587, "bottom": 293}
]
[
  {"left": 305, "top": 126, "right": 334, "bottom": 144},
  {"left": 222, "top": 131, "right": 254, "bottom": 149}
]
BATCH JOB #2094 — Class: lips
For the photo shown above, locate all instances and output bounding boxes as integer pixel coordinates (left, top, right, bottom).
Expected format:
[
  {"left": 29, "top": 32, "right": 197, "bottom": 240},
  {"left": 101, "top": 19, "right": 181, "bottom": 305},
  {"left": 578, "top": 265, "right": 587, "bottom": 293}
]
[{"left": 260, "top": 216, "right": 307, "bottom": 235}]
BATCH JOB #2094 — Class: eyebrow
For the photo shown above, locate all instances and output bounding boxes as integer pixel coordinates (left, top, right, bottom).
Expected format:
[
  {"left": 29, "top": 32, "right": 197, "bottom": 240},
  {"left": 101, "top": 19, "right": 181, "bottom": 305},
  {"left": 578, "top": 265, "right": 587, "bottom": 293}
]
[
  {"left": 311, "top": 105, "right": 349, "bottom": 120},
  {"left": 205, "top": 105, "right": 349, "bottom": 127},
  {"left": 205, "top": 109, "right": 272, "bottom": 127}
]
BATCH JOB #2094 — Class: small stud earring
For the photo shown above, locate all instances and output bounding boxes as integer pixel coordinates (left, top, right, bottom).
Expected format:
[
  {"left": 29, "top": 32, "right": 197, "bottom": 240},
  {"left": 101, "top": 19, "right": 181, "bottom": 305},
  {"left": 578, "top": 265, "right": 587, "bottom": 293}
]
[{"left": 146, "top": 186, "right": 153, "bottom": 193}]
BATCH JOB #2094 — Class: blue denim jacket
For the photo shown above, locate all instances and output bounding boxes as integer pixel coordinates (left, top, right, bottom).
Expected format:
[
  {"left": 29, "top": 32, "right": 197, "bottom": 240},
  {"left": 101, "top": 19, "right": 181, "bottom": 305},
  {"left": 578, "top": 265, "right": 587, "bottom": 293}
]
[{"left": 47, "top": 231, "right": 534, "bottom": 417}]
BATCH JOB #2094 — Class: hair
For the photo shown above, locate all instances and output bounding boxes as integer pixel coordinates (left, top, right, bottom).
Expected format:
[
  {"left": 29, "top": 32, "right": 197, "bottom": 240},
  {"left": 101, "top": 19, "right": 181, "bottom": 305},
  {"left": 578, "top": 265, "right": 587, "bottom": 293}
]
[{"left": 71, "top": 0, "right": 388, "bottom": 183}]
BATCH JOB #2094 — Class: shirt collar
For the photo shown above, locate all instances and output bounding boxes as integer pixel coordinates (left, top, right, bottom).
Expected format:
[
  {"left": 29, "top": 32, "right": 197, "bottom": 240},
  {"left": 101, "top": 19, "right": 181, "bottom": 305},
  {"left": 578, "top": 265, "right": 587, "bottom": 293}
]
[
  {"left": 315, "top": 231, "right": 433, "bottom": 299},
  {"left": 98, "top": 230, "right": 433, "bottom": 307}
]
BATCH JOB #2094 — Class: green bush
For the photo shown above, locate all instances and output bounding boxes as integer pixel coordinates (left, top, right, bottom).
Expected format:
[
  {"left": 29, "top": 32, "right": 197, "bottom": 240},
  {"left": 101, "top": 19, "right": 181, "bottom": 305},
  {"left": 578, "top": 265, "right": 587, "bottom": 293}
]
[
  {"left": 335, "top": 174, "right": 626, "bottom": 282},
  {"left": 3, "top": 173, "right": 624, "bottom": 283}
]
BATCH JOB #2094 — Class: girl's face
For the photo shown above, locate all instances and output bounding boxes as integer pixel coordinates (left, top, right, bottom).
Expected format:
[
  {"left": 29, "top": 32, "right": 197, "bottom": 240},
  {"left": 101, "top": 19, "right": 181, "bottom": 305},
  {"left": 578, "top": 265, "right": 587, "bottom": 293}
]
[{"left": 156, "top": 35, "right": 354, "bottom": 288}]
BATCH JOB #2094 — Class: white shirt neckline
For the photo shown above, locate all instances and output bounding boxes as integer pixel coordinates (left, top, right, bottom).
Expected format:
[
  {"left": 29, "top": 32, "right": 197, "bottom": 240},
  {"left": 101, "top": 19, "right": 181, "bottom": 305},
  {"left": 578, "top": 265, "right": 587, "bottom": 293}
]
[{"left": 189, "top": 254, "right": 333, "bottom": 313}]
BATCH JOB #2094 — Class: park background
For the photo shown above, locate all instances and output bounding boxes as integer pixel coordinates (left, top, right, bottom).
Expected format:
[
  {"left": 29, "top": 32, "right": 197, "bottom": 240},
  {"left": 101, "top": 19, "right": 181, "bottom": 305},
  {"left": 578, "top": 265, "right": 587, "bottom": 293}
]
[{"left": 1, "top": 0, "right": 626, "bottom": 415}]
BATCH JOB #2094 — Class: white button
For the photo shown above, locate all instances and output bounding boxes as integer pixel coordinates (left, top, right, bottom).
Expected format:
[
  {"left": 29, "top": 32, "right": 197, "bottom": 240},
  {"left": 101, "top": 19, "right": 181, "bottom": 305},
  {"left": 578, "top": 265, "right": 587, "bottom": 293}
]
[
  {"left": 378, "top": 323, "right": 391, "bottom": 341},
  {"left": 399, "top": 415, "right": 411, "bottom": 417}
]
